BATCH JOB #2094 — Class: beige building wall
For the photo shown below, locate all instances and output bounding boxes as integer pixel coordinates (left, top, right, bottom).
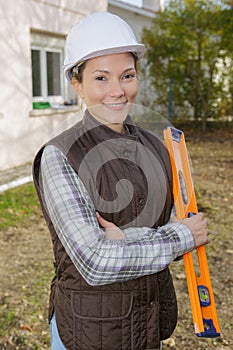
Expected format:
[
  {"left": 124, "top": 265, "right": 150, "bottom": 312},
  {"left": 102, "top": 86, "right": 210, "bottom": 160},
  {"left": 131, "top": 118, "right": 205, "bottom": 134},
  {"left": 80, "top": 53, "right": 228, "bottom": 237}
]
[{"left": 0, "top": 0, "right": 107, "bottom": 171}]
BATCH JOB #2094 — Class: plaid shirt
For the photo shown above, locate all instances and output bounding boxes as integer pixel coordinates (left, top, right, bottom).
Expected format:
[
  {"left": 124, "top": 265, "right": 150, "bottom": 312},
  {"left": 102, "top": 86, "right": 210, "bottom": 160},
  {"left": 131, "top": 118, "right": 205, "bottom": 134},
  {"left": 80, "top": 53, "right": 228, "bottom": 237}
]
[{"left": 40, "top": 144, "right": 194, "bottom": 286}]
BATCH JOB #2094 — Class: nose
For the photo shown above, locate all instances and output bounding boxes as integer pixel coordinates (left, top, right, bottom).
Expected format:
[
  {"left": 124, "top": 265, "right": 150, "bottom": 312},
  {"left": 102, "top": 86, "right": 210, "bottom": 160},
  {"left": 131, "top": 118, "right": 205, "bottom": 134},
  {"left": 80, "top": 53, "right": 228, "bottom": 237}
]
[{"left": 109, "top": 79, "right": 124, "bottom": 97}]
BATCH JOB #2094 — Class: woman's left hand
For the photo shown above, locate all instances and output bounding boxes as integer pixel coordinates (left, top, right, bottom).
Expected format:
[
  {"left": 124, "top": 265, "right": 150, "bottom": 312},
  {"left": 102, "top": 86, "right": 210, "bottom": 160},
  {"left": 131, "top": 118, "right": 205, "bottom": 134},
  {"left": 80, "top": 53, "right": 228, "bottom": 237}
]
[{"left": 96, "top": 212, "right": 125, "bottom": 240}]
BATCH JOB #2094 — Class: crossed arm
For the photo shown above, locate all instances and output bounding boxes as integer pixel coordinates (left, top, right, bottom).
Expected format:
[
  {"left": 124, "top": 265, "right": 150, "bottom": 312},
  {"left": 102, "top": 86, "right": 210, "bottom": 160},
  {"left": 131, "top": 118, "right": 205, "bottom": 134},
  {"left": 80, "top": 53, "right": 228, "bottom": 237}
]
[{"left": 40, "top": 145, "right": 209, "bottom": 286}]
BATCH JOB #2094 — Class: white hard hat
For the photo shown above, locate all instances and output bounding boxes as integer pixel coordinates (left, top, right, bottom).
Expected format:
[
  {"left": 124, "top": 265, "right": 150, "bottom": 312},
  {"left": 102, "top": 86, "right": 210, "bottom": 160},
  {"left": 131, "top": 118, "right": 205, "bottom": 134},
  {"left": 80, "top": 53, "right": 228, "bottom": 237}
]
[{"left": 63, "top": 12, "right": 146, "bottom": 81}]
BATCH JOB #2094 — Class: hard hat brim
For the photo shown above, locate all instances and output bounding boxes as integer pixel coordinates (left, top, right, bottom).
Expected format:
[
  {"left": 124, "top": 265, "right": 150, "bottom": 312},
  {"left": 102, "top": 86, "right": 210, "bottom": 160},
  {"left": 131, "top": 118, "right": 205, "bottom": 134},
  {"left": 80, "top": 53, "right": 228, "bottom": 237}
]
[{"left": 64, "top": 44, "right": 146, "bottom": 82}]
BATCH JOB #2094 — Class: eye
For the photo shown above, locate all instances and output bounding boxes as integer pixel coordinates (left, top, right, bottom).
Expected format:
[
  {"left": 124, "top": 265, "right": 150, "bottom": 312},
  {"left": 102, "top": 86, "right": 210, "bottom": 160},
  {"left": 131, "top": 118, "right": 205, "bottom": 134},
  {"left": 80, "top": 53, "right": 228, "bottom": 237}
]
[
  {"left": 95, "top": 76, "right": 106, "bottom": 81},
  {"left": 123, "top": 73, "right": 136, "bottom": 80}
]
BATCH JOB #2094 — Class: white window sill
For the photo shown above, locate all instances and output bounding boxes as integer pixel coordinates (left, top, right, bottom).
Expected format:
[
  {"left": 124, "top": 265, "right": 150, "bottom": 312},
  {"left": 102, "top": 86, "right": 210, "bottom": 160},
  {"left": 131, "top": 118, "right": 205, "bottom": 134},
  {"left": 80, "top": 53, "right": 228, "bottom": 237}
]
[{"left": 30, "top": 105, "right": 80, "bottom": 117}]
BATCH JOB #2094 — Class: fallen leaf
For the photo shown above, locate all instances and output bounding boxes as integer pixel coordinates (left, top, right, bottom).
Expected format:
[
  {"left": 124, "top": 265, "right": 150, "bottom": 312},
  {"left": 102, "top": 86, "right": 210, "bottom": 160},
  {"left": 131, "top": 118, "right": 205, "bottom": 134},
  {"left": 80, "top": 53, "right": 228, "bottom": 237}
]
[
  {"left": 20, "top": 324, "right": 33, "bottom": 332},
  {"left": 175, "top": 273, "right": 186, "bottom": 280},
  {"left": 163, "top": 338, "right": 176, "bottom": 347}
]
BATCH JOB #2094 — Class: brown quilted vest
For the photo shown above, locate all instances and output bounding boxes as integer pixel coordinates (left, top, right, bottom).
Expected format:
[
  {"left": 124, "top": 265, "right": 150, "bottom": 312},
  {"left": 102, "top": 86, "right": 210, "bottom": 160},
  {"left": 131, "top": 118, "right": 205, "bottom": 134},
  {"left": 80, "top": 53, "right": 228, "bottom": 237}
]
[{"left": 33, "top": 111, "right": 177, "bottom": 350}]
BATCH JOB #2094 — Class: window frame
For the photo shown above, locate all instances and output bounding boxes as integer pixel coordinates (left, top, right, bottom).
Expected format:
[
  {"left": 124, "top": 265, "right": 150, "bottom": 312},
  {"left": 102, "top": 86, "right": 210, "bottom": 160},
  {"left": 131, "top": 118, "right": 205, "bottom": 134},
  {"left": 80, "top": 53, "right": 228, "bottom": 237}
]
[{"left": 31, "top": 32, "right": 66, "bottom": 105}]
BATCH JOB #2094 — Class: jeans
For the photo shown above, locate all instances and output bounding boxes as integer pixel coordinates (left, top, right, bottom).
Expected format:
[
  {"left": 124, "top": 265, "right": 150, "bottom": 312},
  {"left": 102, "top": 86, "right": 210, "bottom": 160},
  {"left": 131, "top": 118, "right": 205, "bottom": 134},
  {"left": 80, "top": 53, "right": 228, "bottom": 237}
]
[
  {"left": 50, "top": 313, "right": 162, "bottom": 350},
  {"left": 50, "top": 313, "right": 67, "bottom": 350}
]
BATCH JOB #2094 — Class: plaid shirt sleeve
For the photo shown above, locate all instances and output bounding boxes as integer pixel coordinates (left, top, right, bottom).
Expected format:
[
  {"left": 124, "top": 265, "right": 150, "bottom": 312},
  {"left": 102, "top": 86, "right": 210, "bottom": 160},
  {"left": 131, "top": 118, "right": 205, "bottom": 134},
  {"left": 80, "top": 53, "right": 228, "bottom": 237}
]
[{"left": 40, "top": 145, "right": 195, "bottom": 286}]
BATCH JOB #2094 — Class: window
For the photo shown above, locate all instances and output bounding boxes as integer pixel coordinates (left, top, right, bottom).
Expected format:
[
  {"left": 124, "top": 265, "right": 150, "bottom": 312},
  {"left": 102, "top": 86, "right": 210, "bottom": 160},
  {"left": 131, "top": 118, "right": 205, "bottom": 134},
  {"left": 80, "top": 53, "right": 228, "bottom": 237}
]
[
  {"left": 31, "top": 48, "right": 62, "bottom": 102},
  {"left": 31, "top": 32, "right": 66, "bottom": 105},
  {"left": 31, "top": 50, "right": 42, "bottom": 96},
  {"left": 46, "top": 52, "right": 61, "bottom": 96}
]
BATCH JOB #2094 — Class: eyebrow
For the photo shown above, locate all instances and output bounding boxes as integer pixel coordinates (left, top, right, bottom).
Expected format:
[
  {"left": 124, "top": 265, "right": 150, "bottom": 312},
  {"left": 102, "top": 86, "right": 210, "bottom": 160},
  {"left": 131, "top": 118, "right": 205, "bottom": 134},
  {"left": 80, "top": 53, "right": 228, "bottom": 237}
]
[{"left": 92, "top": 67, "right": 136, "bottom": 74}]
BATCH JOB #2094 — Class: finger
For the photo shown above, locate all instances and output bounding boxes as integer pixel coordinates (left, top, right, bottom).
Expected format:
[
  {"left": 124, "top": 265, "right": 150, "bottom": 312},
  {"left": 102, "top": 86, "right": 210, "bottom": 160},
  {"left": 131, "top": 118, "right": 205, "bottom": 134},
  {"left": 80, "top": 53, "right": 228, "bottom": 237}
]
[
  {"left": 96, "top": 212, "right": 105, "bottom": 225},
  {"left": 96, "top": 211, "right": 103, "bottom": 225},
  {"left": 96, "top": 212, "right": 116, "bottom": 229},
  {"left": 170, "top": 216, "right": 180, "bottom": 223},
  {"left": 199, "top": 212, "right": 206, "bottom": 220}
]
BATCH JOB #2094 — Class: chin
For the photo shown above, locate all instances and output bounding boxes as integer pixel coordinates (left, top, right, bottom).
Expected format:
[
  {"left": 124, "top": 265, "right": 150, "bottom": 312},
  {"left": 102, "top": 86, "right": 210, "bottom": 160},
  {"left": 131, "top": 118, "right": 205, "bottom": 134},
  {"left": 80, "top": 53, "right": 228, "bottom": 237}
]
[{"left": 89, "top": 104, "right": 130, "bottom": 124}]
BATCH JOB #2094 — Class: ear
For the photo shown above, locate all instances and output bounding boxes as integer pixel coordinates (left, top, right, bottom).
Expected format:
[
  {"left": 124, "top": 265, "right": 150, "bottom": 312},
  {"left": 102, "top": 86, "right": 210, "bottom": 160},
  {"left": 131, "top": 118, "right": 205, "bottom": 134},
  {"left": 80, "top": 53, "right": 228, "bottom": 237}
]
[{"left": 71, "top": 77, "right": 84, "bottom": 99}]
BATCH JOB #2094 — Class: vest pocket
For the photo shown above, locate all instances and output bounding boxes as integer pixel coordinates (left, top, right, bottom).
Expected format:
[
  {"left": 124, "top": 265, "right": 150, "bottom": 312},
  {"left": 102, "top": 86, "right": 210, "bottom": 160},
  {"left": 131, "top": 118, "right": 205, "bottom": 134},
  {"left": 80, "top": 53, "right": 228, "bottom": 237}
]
[
  {"left": 71, "top": 290, "right": 134, "bottom": 349},
  {"left": 71, "top": 290, "right": 133, "bottom": 320}
]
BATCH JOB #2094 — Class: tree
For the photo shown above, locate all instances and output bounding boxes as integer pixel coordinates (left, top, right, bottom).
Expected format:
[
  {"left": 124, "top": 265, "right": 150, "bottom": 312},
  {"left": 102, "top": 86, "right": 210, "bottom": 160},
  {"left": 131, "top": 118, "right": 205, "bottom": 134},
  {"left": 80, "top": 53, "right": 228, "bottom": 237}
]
[{"left": 142, "top": 0, "right": 233, "bottom": 130}]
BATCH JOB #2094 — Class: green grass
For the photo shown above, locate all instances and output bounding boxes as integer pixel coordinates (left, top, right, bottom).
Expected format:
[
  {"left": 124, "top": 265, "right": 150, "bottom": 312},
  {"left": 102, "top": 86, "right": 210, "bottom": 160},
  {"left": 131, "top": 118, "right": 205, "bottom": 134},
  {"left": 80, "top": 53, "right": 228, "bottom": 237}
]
[
  {"left": 0, "top": 183, "right": 39, "bottom": 229},
  {"left": 0, "top": 305, "right": 17, "bottom": 336}
]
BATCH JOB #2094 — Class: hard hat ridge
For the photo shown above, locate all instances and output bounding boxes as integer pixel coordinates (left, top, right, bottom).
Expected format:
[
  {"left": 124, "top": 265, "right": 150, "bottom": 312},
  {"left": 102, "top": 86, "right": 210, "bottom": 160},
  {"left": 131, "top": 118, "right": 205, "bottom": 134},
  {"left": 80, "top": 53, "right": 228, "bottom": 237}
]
[{"left": 63, "top": 12, "right": 146, "bottom": 81}]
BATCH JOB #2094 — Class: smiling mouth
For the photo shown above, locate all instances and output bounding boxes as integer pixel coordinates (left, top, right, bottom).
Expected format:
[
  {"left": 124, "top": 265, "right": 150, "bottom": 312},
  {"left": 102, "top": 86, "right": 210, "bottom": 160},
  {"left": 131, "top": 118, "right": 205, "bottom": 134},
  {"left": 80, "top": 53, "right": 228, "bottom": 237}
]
[{"left": 104, "top": 101, "right": 128, "bottom": 110}]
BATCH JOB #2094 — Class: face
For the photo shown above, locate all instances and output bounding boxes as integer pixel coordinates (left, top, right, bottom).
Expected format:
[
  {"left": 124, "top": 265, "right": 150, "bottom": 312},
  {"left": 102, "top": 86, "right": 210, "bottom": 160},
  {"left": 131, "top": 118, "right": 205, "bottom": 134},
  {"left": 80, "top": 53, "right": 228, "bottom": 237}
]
[{"left": 73, "top": 53, "right": 138, "bottom": 132}]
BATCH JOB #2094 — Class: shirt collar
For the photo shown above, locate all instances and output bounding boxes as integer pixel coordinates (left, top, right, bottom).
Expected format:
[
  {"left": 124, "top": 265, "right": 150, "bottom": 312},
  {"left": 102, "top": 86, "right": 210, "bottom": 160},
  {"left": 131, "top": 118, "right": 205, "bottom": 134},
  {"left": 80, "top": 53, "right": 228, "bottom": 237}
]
[{"left": 81, "top": 109, "right": 139, "bottom": 142}]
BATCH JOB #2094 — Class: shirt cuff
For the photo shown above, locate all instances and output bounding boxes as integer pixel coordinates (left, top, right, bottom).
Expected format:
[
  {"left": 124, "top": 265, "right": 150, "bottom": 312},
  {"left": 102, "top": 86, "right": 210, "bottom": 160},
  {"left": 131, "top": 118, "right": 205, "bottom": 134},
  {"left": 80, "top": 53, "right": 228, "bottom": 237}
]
[{"left": 169, "top": 222, "right": 195, "bottom": 256}]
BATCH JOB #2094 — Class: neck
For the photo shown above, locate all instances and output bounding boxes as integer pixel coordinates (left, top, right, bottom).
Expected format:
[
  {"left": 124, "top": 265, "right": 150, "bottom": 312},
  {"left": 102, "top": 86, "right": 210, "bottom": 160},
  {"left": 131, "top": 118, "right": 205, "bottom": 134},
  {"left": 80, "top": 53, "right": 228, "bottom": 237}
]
[
  {"left": 108, "top": 123, "right": 126, "bottom": 134},
  {"left": 87, "top": 110, "right": 127, "bottom": 134}
]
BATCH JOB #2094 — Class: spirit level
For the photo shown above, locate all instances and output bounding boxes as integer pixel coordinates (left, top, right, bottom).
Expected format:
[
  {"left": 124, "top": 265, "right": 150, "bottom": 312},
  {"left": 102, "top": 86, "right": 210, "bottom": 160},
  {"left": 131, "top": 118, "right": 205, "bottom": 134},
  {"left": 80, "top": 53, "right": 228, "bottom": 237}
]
[{"left": 164, "top": 126, "right": 220, "bottom": 337}]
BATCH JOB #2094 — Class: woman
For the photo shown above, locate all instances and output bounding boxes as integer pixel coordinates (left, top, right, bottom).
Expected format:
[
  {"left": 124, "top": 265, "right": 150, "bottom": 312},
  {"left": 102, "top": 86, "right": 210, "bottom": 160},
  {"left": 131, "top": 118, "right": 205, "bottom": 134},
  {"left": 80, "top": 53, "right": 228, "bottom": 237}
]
[{"left": 33, "top": 12, "right": 209, "bottom": 350}]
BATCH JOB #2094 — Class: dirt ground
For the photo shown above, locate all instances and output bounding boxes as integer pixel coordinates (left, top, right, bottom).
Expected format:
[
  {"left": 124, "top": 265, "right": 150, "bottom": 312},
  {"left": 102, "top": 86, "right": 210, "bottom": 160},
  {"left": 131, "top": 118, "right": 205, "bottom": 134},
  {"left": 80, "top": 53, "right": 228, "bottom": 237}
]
[{"left": 0, "top": 128, "right": 232, "bottom": 350}]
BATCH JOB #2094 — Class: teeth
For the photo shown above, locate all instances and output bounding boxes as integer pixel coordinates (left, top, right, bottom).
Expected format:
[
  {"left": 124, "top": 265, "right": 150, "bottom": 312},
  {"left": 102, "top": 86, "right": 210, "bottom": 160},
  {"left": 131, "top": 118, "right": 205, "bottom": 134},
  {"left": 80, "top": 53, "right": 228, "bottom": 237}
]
[{"left": 106, "top": 102, "right": 126, "bottom": 107}]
